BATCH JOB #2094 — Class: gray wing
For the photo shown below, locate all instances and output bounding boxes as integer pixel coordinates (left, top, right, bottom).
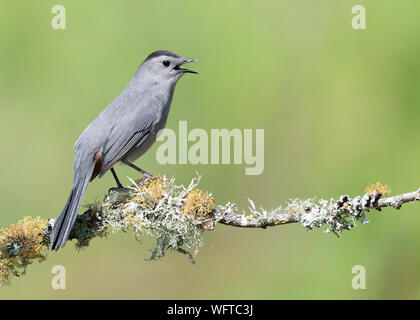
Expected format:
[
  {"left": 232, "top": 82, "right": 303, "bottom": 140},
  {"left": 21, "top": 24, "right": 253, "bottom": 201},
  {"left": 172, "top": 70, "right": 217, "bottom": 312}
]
[{"left": 98, "top": 110, "right": 155, "bottom": 177}]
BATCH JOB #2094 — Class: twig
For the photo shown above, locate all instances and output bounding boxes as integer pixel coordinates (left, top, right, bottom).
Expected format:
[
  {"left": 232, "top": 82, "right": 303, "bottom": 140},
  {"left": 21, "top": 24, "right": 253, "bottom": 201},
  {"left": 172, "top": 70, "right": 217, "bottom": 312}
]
[{"left": 218, "top": 188, "right": 420, "bottom": 229}]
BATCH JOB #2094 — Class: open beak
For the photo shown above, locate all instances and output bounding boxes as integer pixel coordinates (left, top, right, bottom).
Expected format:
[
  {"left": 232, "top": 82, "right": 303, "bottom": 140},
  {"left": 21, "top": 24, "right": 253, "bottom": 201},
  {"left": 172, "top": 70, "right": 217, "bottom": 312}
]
[{"left": 174, "top": 58, "right": 199, "bottom": 74}]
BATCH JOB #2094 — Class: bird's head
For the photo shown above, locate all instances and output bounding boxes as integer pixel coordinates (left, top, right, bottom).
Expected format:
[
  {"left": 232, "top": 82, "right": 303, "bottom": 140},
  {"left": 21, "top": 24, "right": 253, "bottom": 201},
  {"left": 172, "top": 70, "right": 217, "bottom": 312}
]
[{"left": 137, "top": 50, "right": 198, "bottom": 84}]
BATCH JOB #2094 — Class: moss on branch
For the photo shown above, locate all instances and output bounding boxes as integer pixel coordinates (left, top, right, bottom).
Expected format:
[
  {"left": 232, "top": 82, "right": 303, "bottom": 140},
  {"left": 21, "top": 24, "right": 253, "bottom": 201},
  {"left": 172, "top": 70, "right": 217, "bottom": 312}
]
[{"left": 1, "top": 176, "right": 419, "bottom": 286}]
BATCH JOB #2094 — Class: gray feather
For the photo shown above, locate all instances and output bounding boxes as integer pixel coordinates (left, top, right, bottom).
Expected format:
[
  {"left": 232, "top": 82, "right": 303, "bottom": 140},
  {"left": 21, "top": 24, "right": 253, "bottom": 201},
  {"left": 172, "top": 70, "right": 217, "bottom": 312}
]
[{"left": 50, "top": 154, "right": 94, "bottom": 250}]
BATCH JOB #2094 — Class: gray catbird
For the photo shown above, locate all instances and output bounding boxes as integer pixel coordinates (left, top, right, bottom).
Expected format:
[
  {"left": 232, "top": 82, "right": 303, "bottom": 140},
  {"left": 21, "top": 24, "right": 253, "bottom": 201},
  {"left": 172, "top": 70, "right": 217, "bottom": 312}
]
[{"left": 50, "top": 50, "right": 198, "bottom": 250}]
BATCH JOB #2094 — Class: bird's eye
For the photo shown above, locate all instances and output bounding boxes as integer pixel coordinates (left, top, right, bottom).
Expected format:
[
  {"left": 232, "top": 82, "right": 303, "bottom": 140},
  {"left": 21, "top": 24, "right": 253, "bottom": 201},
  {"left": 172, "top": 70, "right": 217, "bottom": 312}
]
[{"left": 162, "top": 60, "right": 170, "bottom": 67}]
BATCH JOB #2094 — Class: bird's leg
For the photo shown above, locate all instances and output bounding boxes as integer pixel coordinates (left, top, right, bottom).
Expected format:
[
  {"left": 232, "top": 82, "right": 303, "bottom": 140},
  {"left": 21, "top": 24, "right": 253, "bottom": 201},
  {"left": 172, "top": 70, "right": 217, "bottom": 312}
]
[
  {"left": 108, "top": 168, "right": 130, "bottom": 193},
  {"left": 110, "top": 167, "right": 124, "bottom": 188},
  {"left": 122, "top": 160, "right": 153, "bottom": 179}
]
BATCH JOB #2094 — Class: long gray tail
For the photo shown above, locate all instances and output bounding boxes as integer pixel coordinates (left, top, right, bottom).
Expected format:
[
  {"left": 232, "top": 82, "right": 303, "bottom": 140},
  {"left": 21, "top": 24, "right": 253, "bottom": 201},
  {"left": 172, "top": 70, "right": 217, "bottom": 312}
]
[{"left": 50, "top": 172, "right": 91, "bottom": 251}]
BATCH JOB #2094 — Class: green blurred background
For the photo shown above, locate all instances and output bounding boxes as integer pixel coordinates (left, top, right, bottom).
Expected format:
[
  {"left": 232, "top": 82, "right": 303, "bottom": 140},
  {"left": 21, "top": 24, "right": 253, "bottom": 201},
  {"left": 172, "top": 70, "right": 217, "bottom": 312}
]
[{"left": 1, "top": 0, "right": 420, "bottom": 299}]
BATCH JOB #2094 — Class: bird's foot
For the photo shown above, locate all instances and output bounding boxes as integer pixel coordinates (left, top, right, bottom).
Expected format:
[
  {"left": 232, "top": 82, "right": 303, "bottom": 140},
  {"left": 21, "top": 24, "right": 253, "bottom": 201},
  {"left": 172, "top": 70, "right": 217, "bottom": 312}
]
[
  {"left": 108, "top": 186, "right": 130, "bottom": 194},
  {"left": 137, "top": 175, "right": 154, "bottom": 187}
]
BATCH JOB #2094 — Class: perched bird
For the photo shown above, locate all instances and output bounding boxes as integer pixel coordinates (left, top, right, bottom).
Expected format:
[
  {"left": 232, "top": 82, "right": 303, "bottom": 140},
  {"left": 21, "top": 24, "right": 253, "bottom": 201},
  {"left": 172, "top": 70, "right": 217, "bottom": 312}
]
[{"left": 50, "top": 50, "right": 198, "bottom": 250}]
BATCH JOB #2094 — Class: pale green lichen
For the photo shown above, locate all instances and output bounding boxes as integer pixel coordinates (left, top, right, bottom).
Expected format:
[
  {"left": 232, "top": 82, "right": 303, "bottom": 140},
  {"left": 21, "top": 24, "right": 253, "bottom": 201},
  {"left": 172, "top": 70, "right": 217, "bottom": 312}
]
[
  {"left": 218, "top": 192, "right": 379, "bottom": 236},
  {"left": 82, "top": 175, "right": 217, "bottom": 263},
  {"left": 0, "top": 178, "right": 394, "bottom": 286}
]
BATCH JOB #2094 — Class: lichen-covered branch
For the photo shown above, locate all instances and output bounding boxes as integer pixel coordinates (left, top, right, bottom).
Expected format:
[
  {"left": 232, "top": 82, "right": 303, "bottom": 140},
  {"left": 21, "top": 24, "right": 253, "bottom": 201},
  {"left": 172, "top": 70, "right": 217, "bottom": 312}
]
[
  {"left": 219, "top": 184, "right": 420, "bottom": 234},
  {"left": 0, "top": 178, "right": 418, "bottom": 286}
]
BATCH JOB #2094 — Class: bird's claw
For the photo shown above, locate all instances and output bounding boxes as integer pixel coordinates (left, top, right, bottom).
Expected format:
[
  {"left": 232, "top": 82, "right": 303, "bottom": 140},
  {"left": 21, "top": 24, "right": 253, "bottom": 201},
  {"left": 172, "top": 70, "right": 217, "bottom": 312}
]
[
  {"left": 108, "top": 186, "right": 129, "bottom": 194},
  {"left": 137, "top": 175, "right": 154, "bottom": 187}
]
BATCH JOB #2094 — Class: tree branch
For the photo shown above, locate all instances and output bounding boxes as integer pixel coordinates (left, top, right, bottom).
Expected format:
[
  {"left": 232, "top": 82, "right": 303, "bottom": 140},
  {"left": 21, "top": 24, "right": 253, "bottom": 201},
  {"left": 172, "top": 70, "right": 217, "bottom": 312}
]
[
  {"left": 219, "top": 188, "right": 420, "bottom": 229},
  {"left": 0, "top": 176, "right": 418, "bottom": 286}
]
